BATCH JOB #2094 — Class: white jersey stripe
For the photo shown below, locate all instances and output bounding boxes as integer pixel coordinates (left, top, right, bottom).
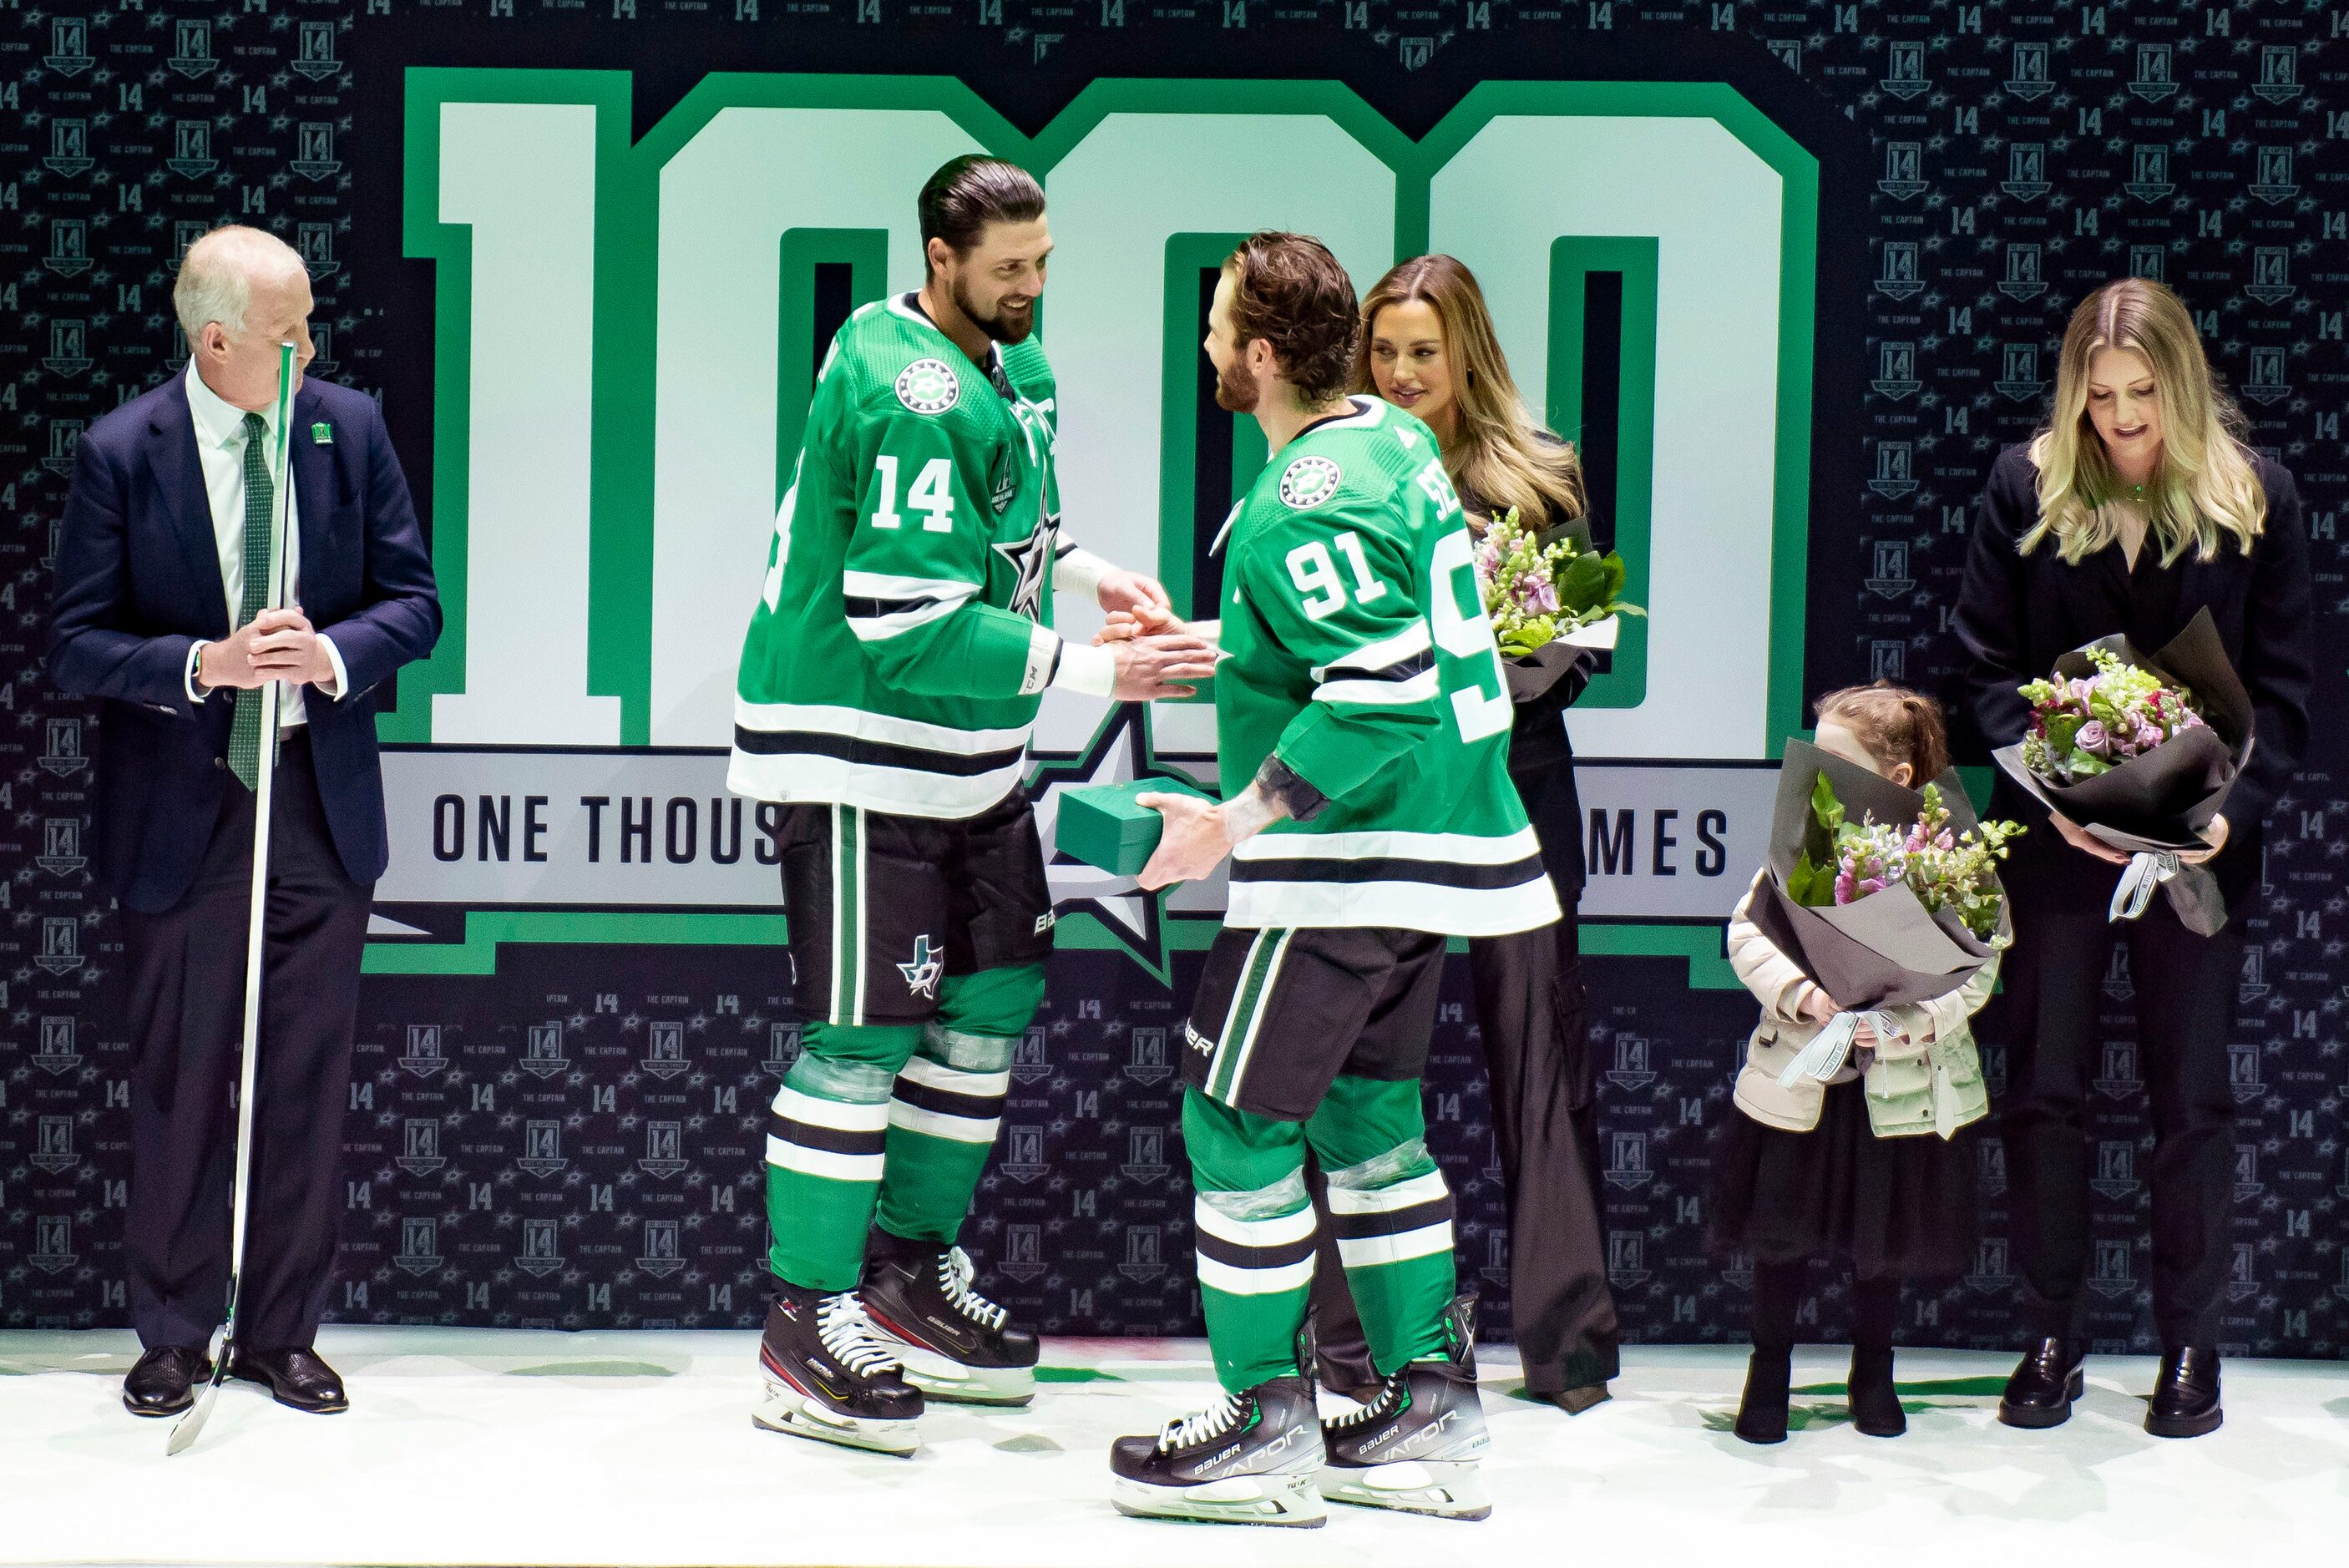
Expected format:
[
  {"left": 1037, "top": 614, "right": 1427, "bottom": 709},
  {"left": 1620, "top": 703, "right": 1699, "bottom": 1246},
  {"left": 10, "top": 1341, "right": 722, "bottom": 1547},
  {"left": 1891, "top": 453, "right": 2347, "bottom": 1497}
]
[
  {"left": 1218, "top": 929, "right": 1293, "bottom": 1107},
  {"left": 1325, "top": 1169, "right": 1450, "bottom": 1216},
  {"left": 733, "top": 698, "right": 1033, "bottom": 756},
  {"left": 772, "top": 1085, "right": 890, "bottom": 1134},
  {"left": 1314, "top": 670, "right": 1440, "bottom": 706},
  {"left": 1225, "top": 876, "right": 1560, "bottom": 937},
  {"left": 886, "top": 1100, "right": 1000, "bottom": 1145},
  {"left": 1233, "top": 825, "right": 1542, "bottom": 864},
  {"left": 896, "top": 1057, "right": 1014, "bottom": 1099},
  {"left": 1334, "top": 1221, "right": 1455, "bottom": 1270},
  {"left": 842, "top": 569, "right": 983, "bottom": 599},
  {"left": 1313, "top": 618, "right": 1433, "bottom": 678},
  {"left": 1192, "top": 1200, "right": 1319, "bottom": 1250},
  {"left": 847, "top": 599, "right": 966, "bottom": 642},
  {"left": 1196, "top": 1252, "right": 1317, "bottom": 1297},
  {"left": 727, "top": 751, "right": 1025, "bottom": 822}
]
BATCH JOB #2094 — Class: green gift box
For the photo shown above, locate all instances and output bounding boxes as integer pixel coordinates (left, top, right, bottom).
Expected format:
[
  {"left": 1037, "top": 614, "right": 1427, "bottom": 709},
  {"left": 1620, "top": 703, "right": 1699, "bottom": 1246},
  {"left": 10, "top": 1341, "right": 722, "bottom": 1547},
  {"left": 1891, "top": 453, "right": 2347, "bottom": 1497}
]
[{"left": 1056, "top": 776, "right": 1213, "bottom": 876}]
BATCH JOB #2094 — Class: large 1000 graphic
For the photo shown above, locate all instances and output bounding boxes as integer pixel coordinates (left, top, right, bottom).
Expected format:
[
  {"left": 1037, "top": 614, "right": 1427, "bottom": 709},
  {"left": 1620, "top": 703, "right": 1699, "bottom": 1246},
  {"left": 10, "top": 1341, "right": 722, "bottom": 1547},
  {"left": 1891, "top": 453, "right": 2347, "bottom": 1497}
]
[{"left": 374, "top": 71, "right": 1817, "bottom": 975}]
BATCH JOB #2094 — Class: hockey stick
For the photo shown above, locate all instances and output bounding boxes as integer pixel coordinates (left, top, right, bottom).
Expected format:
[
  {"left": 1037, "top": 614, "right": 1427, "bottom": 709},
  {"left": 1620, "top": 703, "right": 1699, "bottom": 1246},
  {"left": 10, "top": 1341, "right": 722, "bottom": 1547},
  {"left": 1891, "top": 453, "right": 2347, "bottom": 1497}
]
[{"left": 170, "top": 341, "right": 299, "bottom": 1458}]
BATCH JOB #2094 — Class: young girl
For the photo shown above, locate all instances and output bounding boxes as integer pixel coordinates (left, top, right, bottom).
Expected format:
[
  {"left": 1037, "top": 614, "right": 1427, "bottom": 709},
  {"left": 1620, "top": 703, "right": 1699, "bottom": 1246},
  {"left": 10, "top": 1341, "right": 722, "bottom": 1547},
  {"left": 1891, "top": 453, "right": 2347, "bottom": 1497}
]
[{"left": 1710, "top": 684, "right": 1999, "bottom": 1444}]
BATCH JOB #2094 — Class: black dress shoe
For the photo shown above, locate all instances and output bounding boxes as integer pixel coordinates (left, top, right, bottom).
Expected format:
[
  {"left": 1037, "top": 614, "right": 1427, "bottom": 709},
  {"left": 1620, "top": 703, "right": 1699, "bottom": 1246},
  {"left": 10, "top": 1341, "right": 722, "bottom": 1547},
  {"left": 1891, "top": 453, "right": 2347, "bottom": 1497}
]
[
  {"left": 124, "top": 1345, "right": 214, "bottom": 1417},
  {"left": 1547, "top": 1383, "right": 1612, "bottom": 1416},
  {"left": 1997, "top": 1337, "right": 2086, "bottom": 1429},
  {"left": 2144, "top": 1347, "right": 2222, "bottom": 1439},
  {"left": 227, "top": 1346, "right": 349, "bottom": 1414}
]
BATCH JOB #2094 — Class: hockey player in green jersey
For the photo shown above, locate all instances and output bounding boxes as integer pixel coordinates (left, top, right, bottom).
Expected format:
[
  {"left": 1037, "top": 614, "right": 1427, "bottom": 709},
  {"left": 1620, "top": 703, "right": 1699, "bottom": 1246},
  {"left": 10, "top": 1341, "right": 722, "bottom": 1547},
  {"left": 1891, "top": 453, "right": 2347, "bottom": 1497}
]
[
  {"left": 731, "top": 155, "right": 1215, "bottom": 1456},
  {"left": 1103, "top": 233, "right": 1559, "bottom": 1526}
]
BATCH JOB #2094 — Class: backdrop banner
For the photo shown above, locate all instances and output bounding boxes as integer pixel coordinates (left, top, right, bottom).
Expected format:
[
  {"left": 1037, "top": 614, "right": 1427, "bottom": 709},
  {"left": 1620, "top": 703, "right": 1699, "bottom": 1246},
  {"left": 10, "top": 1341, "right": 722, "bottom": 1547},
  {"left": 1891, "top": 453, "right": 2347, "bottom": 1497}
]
[{"left": 5, "top": 2, "right": 2343, "bottom": 1360}]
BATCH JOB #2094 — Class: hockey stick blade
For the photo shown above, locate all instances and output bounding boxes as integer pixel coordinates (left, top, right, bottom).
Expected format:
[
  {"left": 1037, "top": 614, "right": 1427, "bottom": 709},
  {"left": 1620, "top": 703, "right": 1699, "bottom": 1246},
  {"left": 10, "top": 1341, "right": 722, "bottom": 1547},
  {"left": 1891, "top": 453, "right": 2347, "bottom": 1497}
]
[{"left": 165, "top": 1352, "right": 233, "bottom": 1456}]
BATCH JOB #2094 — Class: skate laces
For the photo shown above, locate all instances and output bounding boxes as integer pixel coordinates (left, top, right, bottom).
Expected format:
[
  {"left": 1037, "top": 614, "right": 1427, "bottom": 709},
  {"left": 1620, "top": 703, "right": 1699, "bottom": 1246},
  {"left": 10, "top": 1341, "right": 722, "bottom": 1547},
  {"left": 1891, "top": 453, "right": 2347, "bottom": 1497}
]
[
  {"left": 1324, "top": 1373, "right": 1405, "bottom": 1430},
  {"left": 938, "top": 1247, "right": 1009, "bottom": 1333},
  {"left": 1159, "top": 1392, "right": 1247, "bottom": 1452},
  {"left": 817, "top": 1291, "right": 903, "bottom": 1378}
]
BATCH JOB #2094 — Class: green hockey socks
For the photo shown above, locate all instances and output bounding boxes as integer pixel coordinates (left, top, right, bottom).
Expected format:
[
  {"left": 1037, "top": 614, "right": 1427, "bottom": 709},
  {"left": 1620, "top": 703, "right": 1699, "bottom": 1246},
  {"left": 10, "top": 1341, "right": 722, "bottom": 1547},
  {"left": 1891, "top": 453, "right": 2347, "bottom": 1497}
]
[
  {"left": 767, "top": 964, "right": 1043, "bottom": 1290},
  {"left": 1182, "top": 1075, "right": 1456, "bottom": 1393}
]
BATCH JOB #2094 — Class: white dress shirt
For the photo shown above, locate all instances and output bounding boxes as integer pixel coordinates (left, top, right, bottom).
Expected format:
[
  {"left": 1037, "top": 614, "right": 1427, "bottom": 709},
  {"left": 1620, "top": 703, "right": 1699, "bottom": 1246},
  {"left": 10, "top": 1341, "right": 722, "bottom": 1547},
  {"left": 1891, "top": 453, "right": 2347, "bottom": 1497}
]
[{"left": 181, "top": 363, "right": 346, "bottom": 727}]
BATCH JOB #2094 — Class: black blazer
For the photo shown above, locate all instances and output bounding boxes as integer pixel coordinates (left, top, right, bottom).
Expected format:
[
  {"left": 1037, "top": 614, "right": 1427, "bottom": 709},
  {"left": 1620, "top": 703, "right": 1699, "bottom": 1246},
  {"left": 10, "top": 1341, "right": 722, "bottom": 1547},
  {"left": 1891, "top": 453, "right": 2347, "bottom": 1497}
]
[
  {"left": 1952, "top": 441, "right": 2313, "bottom": 913},
  {"left": 1458, "top": 453, "right": 1603, "bottom": 898},
  {"left": 45, "top": 373, "right": 442, "bottom": 913}
]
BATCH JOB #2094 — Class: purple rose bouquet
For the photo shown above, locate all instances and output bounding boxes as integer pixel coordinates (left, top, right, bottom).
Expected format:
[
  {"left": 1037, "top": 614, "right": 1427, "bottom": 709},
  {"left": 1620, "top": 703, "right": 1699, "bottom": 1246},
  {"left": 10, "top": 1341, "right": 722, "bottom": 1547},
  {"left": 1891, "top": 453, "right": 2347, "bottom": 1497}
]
[
  {"left": 1472, "top": 508, "right": 1642, "bottom": 658},
  {"left": 2018, "top": 648, "right": 2208, "bottom": 786}
]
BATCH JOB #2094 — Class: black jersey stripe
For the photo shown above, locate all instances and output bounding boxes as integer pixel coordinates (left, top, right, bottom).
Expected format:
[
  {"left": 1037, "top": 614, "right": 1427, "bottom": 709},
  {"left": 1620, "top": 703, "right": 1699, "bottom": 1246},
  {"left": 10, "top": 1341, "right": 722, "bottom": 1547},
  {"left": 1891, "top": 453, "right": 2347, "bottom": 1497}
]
[
  {"left": 1193, "top": 1228, "right": 1320, "bottom": 1272},
  {"left": 1228, "top": 852, "right": 1547, "bottom": 891},
  {"left": 734, "top": 726, "right": 1026, "bottom": 778},
  {"left": 891, "top": 1075, "right": 1006, "bottom": 1119},
  {"left": 767, "top": 1113, "right": 888, "bottom": 1156},
  {"left": 844, "top": 594, "right": 959, "bottom": 620},
  {"left": 1328, "top": 1196, "right": 1455, "bottom": 1241},
  {"left": 1319, "top": 647, "right": 1435, "bottom": 684}
]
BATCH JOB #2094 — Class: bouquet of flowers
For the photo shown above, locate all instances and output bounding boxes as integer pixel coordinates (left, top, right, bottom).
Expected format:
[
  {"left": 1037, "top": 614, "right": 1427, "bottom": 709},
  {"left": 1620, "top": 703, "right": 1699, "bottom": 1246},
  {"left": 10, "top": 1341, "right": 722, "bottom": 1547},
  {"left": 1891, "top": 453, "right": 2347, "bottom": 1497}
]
[
  {"left": 1747, "top": 740, "right": 2013, "bottom": 1014},
  {"left": 1473, "top": 507, "right": 1643, "bottom": 660},
  {"left": 1992, "top": 607, "right": 2253, "bottom": 934},
  {"left": 1783, "top": 772, "right": 2021, "bottom": 943},
  {"left": 2018, "top": 647, "right": 2209, "bottom": 784}
]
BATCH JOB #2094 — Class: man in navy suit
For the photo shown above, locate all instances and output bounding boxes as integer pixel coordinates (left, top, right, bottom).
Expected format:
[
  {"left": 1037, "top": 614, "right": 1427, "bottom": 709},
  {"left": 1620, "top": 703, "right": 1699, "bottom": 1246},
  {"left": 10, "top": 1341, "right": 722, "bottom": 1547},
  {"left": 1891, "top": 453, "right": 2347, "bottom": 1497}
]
[{"left": 47, "top": 225, "right": 440, "bottom": 1418}]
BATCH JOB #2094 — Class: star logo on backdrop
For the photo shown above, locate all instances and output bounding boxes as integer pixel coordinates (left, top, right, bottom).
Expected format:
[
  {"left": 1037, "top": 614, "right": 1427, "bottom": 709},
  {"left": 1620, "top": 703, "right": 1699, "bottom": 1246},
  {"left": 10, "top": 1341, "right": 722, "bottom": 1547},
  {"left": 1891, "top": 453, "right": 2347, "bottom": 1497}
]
[
  {"left": 1027, "top": 705, "right": 1219, "bottom": 979},
  {"left": 995, "top": 513, "right": 1060, "bottom": 620}
]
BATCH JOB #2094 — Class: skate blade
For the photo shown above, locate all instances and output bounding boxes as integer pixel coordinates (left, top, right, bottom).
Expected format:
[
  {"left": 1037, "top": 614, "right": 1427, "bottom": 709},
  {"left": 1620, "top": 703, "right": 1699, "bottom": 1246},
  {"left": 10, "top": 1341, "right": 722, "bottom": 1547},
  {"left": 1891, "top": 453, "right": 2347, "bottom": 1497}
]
[
  {"left": 892, "top": 1347, "right": 1035, "bottom": 1408},
  {"left": 752, "top": 1379, "right": 919, "bottom": 1457},
  {"left": 1111, "top": 1471, "right": 1326, "bottom": 1528},
  {"left": 1319, "top": 1459, "right": 1491, "bottom": 1520}
]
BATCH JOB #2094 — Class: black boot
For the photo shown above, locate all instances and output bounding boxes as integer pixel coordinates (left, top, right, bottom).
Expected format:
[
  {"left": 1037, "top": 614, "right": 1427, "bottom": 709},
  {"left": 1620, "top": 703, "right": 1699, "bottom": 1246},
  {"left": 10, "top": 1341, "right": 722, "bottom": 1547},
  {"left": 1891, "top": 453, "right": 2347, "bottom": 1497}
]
[
  {"left": 1847, "top": 1346, "right": 1905, "bottom": 1437},
  {"left": 2144, "top": 1347, "right": 2222, "bottom": 1439},
  {"left": 1847, "top": 1277, "right": 1903, "bottom": 1437},
  {"left": 1735, "top": 1259, "right": 1800, "bottom": 1445},
  {"left": 1997, "top": 1337, "right": 2086, "bottom": 1430},
  {"left": 1734, "top": 1348, "right": 1792, "bottom": 1444}
]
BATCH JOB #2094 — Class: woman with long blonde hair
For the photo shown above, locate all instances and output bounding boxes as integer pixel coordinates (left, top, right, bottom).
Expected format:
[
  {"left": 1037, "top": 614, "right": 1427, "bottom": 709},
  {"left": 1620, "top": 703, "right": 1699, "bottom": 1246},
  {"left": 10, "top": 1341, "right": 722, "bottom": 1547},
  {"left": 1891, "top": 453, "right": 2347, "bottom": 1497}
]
[
  {"left": 1299, "top": 254, "right": 1619, "bottom": 1416},
  {"left": 1955, "top": 276, "right": 2312, "bottom": 1440},
  {"left": 1352, "top": 254, "right": 1588, "bottom": 528}
]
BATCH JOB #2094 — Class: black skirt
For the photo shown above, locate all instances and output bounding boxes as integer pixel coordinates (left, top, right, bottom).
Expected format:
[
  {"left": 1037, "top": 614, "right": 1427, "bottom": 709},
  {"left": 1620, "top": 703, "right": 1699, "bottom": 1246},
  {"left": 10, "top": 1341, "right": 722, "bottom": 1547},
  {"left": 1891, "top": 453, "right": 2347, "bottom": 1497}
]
[{"left": 1708, "top": 1080, "right": 1977, "bottom": 1281}]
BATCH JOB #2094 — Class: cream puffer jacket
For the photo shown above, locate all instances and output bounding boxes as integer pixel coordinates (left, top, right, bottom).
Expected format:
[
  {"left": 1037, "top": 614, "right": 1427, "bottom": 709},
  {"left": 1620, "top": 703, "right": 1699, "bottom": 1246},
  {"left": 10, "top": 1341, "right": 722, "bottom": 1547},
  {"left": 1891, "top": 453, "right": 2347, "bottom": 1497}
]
[{"left": 1726, "top": 870, "right": 1998, "bottom": 1140}]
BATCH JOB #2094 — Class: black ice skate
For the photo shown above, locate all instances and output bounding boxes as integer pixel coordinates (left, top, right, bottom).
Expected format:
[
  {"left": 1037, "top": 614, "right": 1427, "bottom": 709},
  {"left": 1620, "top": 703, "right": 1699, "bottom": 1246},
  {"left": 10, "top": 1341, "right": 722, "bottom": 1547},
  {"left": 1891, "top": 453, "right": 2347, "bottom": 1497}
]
[
  {"left": 861, "top": 1232, "right": 1040, "bottom": 1407},
  {"left": 1318, "top": 1295, "right": 1491, "bottom": 1520},
  {"left": 1109, "top": 1375, "right": 1328, "bottom": 1527},
  {"left": 752, "top": 1280, "right": 924, "bottom": 1456}
]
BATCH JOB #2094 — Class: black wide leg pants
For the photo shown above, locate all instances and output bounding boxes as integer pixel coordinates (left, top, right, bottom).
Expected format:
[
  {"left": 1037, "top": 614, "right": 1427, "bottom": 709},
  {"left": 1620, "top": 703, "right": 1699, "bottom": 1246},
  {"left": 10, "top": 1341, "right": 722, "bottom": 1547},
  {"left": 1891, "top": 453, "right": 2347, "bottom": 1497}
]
[
  {"left": 1984, "top": 895, "right": 2245, "bottom": 1349},
  {"left": 1307, "top": 761, "right": 1619, "bottom": 1395}
]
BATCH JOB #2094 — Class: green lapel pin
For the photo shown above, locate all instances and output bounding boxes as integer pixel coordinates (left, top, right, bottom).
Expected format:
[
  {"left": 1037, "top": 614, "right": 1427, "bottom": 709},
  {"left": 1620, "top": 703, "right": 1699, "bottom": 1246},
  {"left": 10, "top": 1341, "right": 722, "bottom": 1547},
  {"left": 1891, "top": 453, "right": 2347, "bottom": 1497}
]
[{"left": 311, "top": 421, "right": 332, "bottom": 445}]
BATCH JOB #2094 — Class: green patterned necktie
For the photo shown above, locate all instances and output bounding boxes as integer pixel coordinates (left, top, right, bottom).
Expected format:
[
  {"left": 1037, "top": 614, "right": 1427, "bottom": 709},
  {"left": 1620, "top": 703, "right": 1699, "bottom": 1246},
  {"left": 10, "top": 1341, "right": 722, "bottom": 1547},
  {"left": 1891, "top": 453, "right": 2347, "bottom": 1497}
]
[{"left": 227, "top": 410, "right": 276, "bottom": 790}]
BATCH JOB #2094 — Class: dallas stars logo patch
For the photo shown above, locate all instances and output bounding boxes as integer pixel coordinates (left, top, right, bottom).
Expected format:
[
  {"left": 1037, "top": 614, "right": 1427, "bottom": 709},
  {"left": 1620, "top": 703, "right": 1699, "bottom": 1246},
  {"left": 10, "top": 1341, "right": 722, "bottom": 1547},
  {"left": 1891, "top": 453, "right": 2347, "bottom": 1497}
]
[
  {"left": 995, "top": 513, "right": 1061, "bottom": 620},
  {"left": 1278, "top": 455, "right": 1342, "bottom": 508},
  {"left": 898, "top": 934, "right": 944, "bottom": 999},
  {"left": 894, "top": 357, "right": 959, "bottom": 416}
]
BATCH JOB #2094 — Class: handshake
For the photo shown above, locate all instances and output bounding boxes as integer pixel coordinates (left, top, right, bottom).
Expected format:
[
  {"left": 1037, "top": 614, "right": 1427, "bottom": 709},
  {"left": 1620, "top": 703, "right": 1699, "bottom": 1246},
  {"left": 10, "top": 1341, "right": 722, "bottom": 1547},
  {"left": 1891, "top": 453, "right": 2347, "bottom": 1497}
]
[{"left": 1085, "top": 580, "right": 1223, "bottom": 702}]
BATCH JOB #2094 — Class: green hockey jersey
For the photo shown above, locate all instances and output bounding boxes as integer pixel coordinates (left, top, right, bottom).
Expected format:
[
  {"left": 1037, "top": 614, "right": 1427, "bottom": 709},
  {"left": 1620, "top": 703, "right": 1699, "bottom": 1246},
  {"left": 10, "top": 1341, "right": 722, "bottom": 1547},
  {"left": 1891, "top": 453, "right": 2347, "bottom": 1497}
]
[
  {"left": 1216, "top": 396, "right": 1560, "bottom": 937},
  {"left": 730, "top": 294, "right": 1070, "bottom": 818}
]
